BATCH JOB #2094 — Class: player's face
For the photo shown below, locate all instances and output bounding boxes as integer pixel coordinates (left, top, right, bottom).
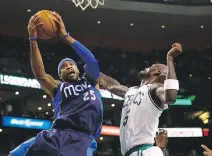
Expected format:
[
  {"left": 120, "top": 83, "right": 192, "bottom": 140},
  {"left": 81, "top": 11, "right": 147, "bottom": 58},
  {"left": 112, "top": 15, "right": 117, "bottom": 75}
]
[
  {"left": 138, "top": 67, "right": 151, "bottom": 80},
  {"left": 138, "top": 64, "right": 162, "bottom": 80},
  {"left": 60, "top": 61, "right": 79, "bottom": 81}
]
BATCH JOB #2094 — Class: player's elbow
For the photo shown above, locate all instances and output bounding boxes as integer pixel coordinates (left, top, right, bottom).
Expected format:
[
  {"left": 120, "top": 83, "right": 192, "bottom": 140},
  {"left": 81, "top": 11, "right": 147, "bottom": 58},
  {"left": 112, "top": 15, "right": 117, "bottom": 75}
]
[
  {"left": 165, "top": 90, "right": 178, "bottom": 104},
  {"left": 31, "top": 67, "right": 46, "bottom": 79},
  {"left": 93, "top": 69, "right": 100, "bottom": 79},
  {"left": 34, "top": 73, "right": 48, "bottom": 82},
  {"left": 165, "top": 94, "right": 177, "bottom": 104},
  {"left": 33, "top": 72, "right": 45, "bottom": 80},
  {"left": 165, "top": 96, "right": 177, "bottom": 104},
  {"left": 33, "top": 71, "right": 46, "bottom": 79},
  {"left": 90, "top": 59, "right": 99, "bottom": 70},
  {"left": 85, "top": 62, "right": 100, "bottom": 79},
  {"left": 90, "top": 60, "right": 100, "bottom": 79},
  {"left": 165, "top": 99, "right": 176, "bottom": 104}
]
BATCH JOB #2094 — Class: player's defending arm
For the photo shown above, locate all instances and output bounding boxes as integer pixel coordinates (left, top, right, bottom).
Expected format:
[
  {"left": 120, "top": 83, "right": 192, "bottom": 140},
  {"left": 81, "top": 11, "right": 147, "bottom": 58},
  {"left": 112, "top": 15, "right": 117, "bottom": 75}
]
[
  {"left": 28, "top": 15, "right": 59, "bottom": 98},
  {"left": 153, "top": 43, "right": 182, "bottom": 105},
  {"left": 99, "top": 72, "right": 129, "bottom": 98},
  {"left": 52, "top": 12, "right": 99, "bottom": 80}
]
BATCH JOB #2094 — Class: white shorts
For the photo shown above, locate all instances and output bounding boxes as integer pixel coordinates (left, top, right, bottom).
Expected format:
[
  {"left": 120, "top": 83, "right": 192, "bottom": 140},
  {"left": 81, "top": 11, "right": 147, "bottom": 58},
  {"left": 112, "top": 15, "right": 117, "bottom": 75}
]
[{"left": 129, "top": 146, "right": 163, "bottom": 156}]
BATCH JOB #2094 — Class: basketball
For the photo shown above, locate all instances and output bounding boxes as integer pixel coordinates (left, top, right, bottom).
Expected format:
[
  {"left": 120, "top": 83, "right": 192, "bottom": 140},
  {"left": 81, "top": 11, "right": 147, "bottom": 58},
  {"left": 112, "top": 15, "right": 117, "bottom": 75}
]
[{"left": 36, "top": 10, "right": 58, "bottom": 40}]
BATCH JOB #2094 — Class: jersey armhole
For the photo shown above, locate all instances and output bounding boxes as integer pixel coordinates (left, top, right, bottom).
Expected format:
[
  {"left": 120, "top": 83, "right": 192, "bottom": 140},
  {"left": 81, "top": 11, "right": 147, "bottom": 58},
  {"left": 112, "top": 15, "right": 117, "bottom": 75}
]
[
  {"left": 83, "top": 73, "right": 97, "bottom": 87},
  {"left": 148, "top": 85, "right": 164, "bottom": 111},
  {"left": 53, "top": 82, "right": 63, "bottom": 98},
  {"left": 124, "top": 86, "right": 139, "bottom": 96},
  {"left": 52, "top": 82, "right": 63, "bottom": 118}
]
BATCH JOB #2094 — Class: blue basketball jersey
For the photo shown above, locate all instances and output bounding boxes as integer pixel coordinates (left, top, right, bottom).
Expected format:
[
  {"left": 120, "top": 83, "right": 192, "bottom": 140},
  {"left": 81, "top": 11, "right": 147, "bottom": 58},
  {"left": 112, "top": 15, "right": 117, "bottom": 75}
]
[{"left": 52, "top": 76, "right": 103, "bottom": 138}]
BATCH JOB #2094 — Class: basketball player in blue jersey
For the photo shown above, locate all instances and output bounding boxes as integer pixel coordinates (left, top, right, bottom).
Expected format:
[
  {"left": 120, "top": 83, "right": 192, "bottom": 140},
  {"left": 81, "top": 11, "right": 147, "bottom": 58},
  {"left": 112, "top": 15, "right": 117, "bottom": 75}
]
[{"left": 9, "top": 11, "right": 103, "bottom": 156}]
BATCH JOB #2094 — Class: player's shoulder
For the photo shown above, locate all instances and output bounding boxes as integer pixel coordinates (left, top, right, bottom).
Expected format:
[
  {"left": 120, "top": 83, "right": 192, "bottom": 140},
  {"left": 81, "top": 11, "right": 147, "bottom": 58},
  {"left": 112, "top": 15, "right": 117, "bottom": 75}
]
[
  {"left": 153, "top": 83, "right": 163, "bottom": 87},
  {"left": 125, "top": 86, "right": 139, "bottom": 95},
  {"left": 149, "top": 83, "right": 163, "bottom": 91},
  {"left": 128, "top": 86, "right": 139, "bottom": 90},
  {"left": 82, "top": 73, "right": 97, "bottom": 86}
]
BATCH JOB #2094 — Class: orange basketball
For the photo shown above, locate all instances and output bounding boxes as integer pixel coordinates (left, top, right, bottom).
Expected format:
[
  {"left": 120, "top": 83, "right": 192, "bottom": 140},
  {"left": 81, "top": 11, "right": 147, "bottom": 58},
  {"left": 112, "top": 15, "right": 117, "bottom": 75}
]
[{"left": 36, "top": 10, "right": 58, "bottom": 40}]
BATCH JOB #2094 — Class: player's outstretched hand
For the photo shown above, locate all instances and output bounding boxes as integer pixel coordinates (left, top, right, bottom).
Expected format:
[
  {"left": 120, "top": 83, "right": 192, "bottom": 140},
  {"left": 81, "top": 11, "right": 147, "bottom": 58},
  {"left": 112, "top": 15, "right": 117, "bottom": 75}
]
[
  {"left": 167, "top": 43, "right": 183, "bottom": 59},
  {"left": 51, "top": 11, "right": 67, "bottom": 37},
  {"left": 201, "top": 144, "right": 212, "bottom": 156},
  {"left": 28, "top": 14, "right": 44, "bottom": 38},
  {"left": 155, "top": 129, "right": 168, "bottom": 149}
]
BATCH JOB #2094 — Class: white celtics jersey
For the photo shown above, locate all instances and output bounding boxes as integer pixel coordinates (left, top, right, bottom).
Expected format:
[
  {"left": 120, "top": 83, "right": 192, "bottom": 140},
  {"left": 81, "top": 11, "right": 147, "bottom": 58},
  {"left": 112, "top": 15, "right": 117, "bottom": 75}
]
[{"left": 120, "top": 84, "right": 164, "bottom": 155}]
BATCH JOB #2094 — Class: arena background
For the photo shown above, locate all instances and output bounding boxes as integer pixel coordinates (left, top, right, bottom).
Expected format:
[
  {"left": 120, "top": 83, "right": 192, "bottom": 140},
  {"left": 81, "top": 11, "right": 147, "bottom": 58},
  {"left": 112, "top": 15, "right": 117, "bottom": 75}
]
[{"left": 0, "top": 0, "right": 212, "bottom": 155}]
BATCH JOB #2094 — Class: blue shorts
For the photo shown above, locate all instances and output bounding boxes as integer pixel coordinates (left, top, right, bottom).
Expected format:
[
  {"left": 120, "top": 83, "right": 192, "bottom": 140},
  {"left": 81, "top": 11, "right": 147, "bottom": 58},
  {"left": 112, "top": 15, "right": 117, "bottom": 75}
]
[
  {"left": 25, "top": 129, "right": 97, "bottom": 156},
  {"left": 10, "top": 137, "right": 36, "bottom": 156}
]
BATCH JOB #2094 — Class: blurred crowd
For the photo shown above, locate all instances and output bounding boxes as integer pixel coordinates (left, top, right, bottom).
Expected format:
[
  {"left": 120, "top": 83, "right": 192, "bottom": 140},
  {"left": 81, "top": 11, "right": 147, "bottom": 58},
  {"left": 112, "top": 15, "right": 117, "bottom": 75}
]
[{"left": 0, "top": 35, "right": 211, "bottom": 92}]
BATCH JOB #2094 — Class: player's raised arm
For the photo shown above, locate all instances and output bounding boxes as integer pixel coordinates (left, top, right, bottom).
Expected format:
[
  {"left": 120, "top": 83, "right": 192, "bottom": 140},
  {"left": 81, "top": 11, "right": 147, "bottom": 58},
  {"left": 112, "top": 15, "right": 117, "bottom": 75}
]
[
  {"left": 52, "top": 12, "right": 99, "bottom": 80},
  {"left": 70, "top": 39, "right": 99, "bottom": 80},
  {"left": 154, "top": 43, "right": 182, "bottom": 105},
  {"left": 28, "top": 15, "right": 59, "bottom": 97},
  {"left": 99, "top": 72, "right": 129, "bottom": 98}
]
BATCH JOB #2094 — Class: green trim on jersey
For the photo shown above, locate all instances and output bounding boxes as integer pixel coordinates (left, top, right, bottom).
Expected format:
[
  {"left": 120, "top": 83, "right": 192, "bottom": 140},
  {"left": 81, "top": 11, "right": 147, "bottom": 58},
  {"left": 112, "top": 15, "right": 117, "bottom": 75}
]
[{"left": 124, "top": 144, "right": 153, "bottom": 156}]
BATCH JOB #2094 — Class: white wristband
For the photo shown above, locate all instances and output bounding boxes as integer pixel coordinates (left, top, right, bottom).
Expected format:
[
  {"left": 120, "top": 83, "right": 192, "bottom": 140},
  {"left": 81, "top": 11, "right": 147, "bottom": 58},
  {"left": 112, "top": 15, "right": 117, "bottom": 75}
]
[{"left": 164, "top": 79, "right": 179, "bottom": 90}]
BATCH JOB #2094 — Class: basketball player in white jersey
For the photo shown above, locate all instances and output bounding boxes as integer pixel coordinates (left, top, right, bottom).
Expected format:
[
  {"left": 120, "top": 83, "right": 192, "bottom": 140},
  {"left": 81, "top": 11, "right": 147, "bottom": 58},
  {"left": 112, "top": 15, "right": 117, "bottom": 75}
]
[{"left": 99, "top": 43, "right": 182, "bottom": 156}]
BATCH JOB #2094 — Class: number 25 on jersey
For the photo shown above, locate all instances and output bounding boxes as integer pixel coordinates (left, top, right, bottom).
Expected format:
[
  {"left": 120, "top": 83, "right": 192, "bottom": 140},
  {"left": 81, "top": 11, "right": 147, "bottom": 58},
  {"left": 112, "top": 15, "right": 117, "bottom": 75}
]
[{"left": 83, "top": 90, "right": 96, "bottom": 101}]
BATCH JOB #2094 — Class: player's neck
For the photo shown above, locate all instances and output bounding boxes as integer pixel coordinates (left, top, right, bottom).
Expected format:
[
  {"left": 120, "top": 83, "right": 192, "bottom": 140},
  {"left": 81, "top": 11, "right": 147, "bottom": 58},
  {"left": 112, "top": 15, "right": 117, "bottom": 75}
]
[
  {"left": 140, "top": 77, "right": 157, "bottom": 86},
  {"left": 140, "top": 79, "right": 152, "bottom": 86}
]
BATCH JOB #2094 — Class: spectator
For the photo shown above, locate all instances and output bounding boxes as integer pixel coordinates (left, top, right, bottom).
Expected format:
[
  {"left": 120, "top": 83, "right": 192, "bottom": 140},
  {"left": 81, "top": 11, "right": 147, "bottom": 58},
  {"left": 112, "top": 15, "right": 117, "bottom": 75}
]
[{"left": 201, "top": 144, "right": 212, "bottom": 156}]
